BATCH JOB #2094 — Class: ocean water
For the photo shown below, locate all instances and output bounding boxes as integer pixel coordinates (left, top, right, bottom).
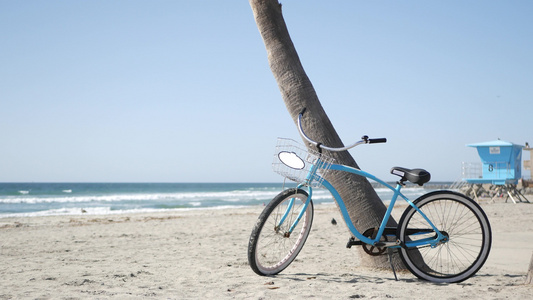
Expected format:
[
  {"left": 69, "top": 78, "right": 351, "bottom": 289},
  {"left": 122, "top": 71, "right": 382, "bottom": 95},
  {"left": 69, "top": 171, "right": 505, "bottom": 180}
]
[{"left": 0, "top": 182, "right": 447, "bottom": 218}]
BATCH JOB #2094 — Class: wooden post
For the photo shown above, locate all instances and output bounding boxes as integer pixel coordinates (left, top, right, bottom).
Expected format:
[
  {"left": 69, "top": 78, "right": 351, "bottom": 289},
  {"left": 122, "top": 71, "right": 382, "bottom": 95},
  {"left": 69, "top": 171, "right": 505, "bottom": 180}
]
[{"left": 526, "top": 252, "right": 533, "bottom": 285}]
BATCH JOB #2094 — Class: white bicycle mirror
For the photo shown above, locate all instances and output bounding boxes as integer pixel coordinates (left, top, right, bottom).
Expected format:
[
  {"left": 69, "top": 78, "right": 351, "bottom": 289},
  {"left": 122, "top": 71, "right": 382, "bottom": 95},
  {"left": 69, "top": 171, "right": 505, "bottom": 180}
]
[{"left": 278, "top": 151, "right": 305, "bottom": 170}]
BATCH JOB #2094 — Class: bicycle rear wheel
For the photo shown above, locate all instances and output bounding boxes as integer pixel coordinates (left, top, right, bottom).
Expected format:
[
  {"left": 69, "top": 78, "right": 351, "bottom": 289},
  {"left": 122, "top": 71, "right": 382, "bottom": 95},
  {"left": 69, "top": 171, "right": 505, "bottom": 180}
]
[
  {"left": 248, "top": 188, "right": 313, "bottom": 276},
  {"left": 397, "top": 191, "right": 491, "bottom": 283}
]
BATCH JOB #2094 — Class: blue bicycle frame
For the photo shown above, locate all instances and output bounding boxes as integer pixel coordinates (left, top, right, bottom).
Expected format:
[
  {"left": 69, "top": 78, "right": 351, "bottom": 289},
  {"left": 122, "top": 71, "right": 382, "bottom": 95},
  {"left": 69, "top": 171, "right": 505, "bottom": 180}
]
[{"left": 286, "top": 159, "right": 447, "bottom": 249}]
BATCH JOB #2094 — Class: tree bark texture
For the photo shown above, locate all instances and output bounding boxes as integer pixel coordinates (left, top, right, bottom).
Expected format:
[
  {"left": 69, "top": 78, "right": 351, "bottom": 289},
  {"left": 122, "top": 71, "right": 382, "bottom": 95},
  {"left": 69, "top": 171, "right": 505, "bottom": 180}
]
[{"left": 249, "top": 0, "right": 403, "bottom": 269}]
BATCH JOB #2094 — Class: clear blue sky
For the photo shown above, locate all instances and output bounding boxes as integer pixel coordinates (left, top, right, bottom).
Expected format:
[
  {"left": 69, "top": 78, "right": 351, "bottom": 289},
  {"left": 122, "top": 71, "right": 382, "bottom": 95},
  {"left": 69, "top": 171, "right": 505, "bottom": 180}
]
[{"left": 1, "top": 1, "right": 531, "bottom": 182}]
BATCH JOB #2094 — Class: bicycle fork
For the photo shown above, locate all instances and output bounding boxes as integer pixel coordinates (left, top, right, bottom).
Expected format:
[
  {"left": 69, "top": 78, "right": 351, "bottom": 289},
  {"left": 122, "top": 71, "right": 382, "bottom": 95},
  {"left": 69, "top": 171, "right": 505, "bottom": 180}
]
[{"left": 276, "top": 185, "right": 313, "bottom": 237}]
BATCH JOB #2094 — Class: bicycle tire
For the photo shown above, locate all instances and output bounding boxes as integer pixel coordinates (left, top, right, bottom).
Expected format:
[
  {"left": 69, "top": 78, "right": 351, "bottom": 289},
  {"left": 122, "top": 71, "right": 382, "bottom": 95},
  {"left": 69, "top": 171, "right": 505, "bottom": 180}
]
[
  {"left": 397, "top": 191, "right": 491, "bottom": 283},
  {"left": 248, "top": 188, "right": 313, "bottom": 276}
]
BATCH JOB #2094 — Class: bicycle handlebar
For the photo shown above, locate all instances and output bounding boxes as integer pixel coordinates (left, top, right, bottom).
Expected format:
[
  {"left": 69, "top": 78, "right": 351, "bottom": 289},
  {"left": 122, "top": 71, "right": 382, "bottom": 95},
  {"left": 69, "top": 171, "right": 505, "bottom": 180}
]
[{"left": 297, "top": 108, "right": 386, "bottom": 152}]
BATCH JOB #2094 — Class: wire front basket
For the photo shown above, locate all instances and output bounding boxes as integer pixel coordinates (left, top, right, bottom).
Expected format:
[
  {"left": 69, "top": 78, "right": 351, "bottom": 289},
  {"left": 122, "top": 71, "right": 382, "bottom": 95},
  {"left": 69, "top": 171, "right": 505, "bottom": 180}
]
[{"left": 272, "top": 138, "right": 335, "bottom": 187}]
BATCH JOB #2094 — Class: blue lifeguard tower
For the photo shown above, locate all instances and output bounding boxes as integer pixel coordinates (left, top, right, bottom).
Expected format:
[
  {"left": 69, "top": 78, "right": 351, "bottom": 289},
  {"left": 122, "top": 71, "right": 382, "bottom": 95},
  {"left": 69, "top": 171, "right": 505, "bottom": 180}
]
[{"left": 463, "top": 139, "right": 529, "bottom": 203}]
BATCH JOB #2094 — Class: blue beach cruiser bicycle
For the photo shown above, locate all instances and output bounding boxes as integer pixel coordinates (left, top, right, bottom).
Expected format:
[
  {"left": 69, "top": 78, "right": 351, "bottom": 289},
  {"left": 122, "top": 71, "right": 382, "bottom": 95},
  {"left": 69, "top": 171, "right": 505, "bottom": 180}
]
[{"left": 247, "top": 109, "right": 491, "bottom": 283}]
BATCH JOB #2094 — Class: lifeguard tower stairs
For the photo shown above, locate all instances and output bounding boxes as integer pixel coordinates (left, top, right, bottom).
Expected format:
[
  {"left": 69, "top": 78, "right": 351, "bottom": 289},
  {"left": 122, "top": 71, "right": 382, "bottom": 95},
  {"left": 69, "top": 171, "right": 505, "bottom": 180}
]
[{"left": 462, "top": 140, "right": 529, "bottom": 203}]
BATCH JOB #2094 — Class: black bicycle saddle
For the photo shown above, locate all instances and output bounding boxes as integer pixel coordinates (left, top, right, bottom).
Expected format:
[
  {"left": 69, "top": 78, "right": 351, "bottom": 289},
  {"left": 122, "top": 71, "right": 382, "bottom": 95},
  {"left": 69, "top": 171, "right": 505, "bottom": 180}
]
[{"left": 390, "top": 167, "right": 431, "bottom": 186}]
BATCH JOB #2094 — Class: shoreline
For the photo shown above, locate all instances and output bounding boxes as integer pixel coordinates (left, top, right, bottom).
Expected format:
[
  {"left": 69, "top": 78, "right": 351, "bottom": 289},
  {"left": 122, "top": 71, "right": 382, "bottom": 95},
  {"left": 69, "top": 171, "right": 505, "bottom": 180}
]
[
  {"left": 1, "top": 198, "right": 532, "bottom": 299},
  {"left": 4, "top": 181, "right": 531, "bottom": 219}
]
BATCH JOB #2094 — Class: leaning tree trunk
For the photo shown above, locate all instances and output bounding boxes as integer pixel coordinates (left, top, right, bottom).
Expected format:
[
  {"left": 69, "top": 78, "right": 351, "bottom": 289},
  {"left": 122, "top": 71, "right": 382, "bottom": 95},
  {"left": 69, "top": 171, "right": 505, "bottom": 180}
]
[{"left": 249, "top": 0, "right": 403, "bottom": 269}]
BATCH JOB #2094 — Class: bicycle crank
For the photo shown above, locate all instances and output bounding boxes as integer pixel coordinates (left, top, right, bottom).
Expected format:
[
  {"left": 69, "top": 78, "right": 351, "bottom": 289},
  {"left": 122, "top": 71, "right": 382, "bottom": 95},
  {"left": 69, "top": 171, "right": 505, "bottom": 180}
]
[{"left": 361, "top": 228, "right": 387, "bottom": 256}]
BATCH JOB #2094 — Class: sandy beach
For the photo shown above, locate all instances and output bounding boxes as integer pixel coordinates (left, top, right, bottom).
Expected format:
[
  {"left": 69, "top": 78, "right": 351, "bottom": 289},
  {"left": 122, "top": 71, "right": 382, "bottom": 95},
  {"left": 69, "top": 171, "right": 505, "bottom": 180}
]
[{"left": 1, "top": 197, "right": 532, "bottom": 299}]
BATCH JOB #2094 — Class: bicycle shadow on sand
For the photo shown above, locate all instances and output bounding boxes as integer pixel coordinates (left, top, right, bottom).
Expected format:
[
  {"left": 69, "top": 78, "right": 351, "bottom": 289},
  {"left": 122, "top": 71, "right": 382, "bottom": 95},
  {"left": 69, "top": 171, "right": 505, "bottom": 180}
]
[
  {"left": 279, "top": 271, "right": 509, "bottom": 287},
  {"left": 282, "top": 271, "right": 419, "bottom": 284}
]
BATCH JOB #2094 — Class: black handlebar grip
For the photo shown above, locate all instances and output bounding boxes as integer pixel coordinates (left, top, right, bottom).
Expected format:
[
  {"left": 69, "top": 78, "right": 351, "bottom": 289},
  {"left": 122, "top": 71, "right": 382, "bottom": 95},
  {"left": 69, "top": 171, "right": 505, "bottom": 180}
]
[{"left": 368, "top": 138, "right": 387, "bottom": 144}]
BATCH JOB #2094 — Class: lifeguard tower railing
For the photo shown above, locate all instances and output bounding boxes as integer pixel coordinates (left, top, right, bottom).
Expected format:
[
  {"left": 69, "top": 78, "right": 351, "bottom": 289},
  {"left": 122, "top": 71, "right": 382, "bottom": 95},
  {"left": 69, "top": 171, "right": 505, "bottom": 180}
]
[{"left": 462, "top": 161, "right": 516, "bottom": 185}]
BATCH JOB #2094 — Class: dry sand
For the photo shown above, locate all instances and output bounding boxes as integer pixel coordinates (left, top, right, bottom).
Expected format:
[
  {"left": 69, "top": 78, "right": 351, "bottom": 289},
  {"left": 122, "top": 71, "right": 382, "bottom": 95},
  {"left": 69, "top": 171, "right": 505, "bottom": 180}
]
[{"left": 1, "top": 197, "right": 532, "bottom": 299}]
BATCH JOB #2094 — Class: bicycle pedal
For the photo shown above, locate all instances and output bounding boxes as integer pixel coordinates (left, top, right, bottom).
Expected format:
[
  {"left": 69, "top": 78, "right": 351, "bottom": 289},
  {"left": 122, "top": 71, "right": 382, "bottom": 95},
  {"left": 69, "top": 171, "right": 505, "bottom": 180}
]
[{"left": 346, "top": 237, "right": 363, "bottom": 248}]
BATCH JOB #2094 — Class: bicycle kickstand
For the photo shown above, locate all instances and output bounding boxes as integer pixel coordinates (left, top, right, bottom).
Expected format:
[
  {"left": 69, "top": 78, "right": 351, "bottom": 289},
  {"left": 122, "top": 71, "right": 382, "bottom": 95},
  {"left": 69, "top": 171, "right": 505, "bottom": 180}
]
[{"left": 387, "top": 248, "right": 398, "bottom": 281}]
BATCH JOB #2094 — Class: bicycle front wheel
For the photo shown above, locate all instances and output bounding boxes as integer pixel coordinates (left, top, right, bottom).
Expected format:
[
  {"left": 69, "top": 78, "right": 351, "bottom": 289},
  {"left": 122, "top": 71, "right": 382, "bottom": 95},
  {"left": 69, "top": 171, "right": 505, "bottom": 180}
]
[
  {"left": 248, "top": 188, "right": 313, "bottom": 276},
  {"left": 397, "top": 191, "right": 491, "bottom": 283}
]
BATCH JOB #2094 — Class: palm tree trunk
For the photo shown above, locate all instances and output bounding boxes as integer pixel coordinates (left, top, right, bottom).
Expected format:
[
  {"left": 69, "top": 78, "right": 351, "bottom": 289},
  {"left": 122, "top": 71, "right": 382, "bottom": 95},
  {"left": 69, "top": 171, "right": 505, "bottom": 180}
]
[{"left": 249, "top": 0, "right": 404, "bottom": 269}]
